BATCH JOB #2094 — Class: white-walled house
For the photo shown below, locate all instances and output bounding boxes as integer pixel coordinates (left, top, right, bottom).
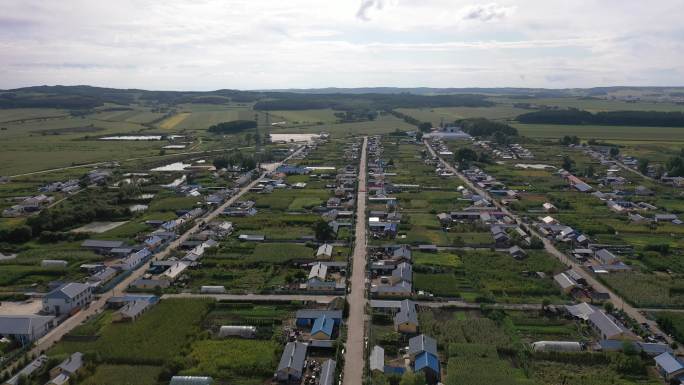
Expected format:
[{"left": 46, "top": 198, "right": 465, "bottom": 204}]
[{"left": 42, "top": 282, "right": 93, "bottom": 316}]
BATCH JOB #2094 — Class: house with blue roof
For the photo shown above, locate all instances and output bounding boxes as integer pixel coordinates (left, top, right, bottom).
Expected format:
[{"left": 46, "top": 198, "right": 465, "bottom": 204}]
[
  {"left": 311, "top": 315, "right": 335, "bottom": 340},
  {"left": 654, "top": 352, "right": 684, "bottom": 381},
  {"left": 414, "top": 351, "right": 440, "bottom": 384}
]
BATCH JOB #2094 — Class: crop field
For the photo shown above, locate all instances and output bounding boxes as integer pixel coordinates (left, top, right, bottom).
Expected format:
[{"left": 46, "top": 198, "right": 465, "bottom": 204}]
[
  {"left": 47, "top": 299, "right": 301, "bottom": 385},
  {"left": 158, "top": 112, "right": 191, "bottom": 129},
  {"left": 492, "top": 96, "right": 684, "bottom": 113},
  {"left": 513, "top": 123, "right": 684, "bottom": 144},
  {"left": 288, "top": 112, "right": 415, "bottom": 138}
]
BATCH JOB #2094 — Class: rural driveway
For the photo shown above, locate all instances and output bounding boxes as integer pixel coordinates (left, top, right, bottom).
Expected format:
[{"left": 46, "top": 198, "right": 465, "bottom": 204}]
[
  {"left": 424, "top": 140, "right": 679, "bottom": 350},
  {"left": 343, "top": 137, "right": 368, "bottom": 385}
]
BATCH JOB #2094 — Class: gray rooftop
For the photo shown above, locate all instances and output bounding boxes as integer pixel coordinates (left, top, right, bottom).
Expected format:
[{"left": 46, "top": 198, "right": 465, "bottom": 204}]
[
  {"left": 409, "top": 334, "right": 437, "bottom": 356},
  {"left": 277, "top": 341, "right": 307, "bottom": 373},
  {"left": 319, "top": 359, "right": 336, "bottom": 385}
]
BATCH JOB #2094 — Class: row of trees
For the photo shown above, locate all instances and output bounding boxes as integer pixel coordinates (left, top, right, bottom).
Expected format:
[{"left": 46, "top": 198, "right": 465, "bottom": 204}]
[
  {"left": 207, "top": 120, "right": 257, "bottom": 134},
  {"left": 518, "top": 108, "right": 684, "bottom": 127}
]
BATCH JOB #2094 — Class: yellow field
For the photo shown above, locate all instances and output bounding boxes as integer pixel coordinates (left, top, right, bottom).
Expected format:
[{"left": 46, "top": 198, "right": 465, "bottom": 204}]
[{"left": 159, "top": 112, "right": 191, "bottom": 129}]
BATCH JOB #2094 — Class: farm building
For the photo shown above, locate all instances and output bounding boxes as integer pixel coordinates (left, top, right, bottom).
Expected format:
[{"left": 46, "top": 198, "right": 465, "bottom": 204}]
[
  {"left": 588, "top": 310, "right": 629, "bottom": 340},
  {"left": 131, "top": 278, "right": 170, "bottom": 290},
  {"left": 43, "top": 282, "right": 92, "bottom": 316},
  {"left": 238, "top": 234, "right": 265, "bottom": 242},
  {"left": 542, "top": 202, "right": 558, "bottom": 213},
  {"left": 161, "top": 261, "right": 190, "bottom": 281},
  {"left": 41, "top": 260, "right": 68, "bottom": 269},
  {"left": 218, "top": 325, "right": 257, "bottom": 339},
  {"left": 595, "top": 249, "right": 618, "bottom": 265},
  {"left": 318, "top": 359, "right": 336, "bottom": 385},
  {"left": 276, "top": 341, "right": 308, "bottom": 381},
  {"left": 112, "top": 300, "right": 152, "bottom": 322},
  {"left": 49, "top": 352, "right": 84, "bottom": 380},
  {"left": 295, "top": 310, "right": 343, "bottom": 327},
  {"left": 316, "top": 243, "right": 333, "bottom": 258},
  {"left": 3, "top": 355, "right": 48, "bottom": 385},
  {"left": 370, "top": 345, "right": 385, "bottom": 373},
  {"left": 599, "top": 340, "right": 672, "bottom": 356},
  {"left": 654, "top": 352, "right": 684, "bottom": 381},
  {"left": 553, "top": 272, "right": 578, "bottom": 293},
  {"left": 531, "top": 341, "right": 582, "bottom": 352},
  {"left": 311, "top": 315, "right": 335, "bottom": 340},
  {"left": 169, "top": 376, "right": 214, "bottom": 385},
  {"left": 0, "top": 315, "right": 54, "bottom": 346},
  {"left": 88, "top": 267, "right": 118, "bottom": 286},
  {"left": 200, "top": 286, "right": 226, "bottom": 294},
  {"left": 81, "top": 239, "right": 125, "bottom": 254},
  {"left": 394, "top": 300, "right": 418, "bottom": 333},
  {"left": 508, "top": 246, "right": 527, "bottom": 259},
  {"left": 390, "top": 262, "right": 412, "bottom": 285},
  {"left": 371, "top": 281, "right": 412, "bottom": 297}
]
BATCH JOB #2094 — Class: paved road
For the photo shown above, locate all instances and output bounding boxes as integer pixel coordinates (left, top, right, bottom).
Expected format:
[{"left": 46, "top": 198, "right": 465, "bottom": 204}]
[
  {"left": 161, "top": 293, "right": 339, "bottom": 304},
  {"left": 343, "top": 137, "right": 368, "bottom": 385},
  {"left": 424, "top": 140, "right": 678, "bottom": 349},
  {"left": 9, "top": 145, "right": 306, "bottom": 373}
]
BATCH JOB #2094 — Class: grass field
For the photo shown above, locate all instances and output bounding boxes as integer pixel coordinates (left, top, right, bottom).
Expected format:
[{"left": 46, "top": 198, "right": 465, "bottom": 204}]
[
  {"left": 513, "top": 123, "right": 684, "bottom": 143},
  {"left": 268, "top": 109, "right": 340, "bottom": 124},
  {"left": 397, "top": 105, "right": 529, "bottom": 124},
  {"left": 80, "top": 364, "right": 163, "bottom": 385}
]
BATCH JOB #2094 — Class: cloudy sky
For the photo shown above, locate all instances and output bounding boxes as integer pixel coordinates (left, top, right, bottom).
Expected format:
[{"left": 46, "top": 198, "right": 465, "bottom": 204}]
[{"left": 1, "top": 0, "right": 683, "bottom": 90}]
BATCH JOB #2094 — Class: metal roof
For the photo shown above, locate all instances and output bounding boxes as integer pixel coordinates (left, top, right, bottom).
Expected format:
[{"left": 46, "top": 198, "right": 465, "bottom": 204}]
[
  {"left": 169, "top": 376, "right": 214, "bottom": 385},
  {"left": 654, "top": 352, "right": 684, "bottom": 374},
  {"left": 0, "top": 315, "right": 53, "bottom": 335},
  {"left": 56, "top": 352, "right": 83, "bottom": 374},
  {"left": 295, "top": 310, "right": 342, "bottom": 320},
  {"left": 392, "top": 262, "right": 412, "bottom": 283},
  {"left": 588, "top": 311, "right": 626, "bottom": 338},
  {"left": 318, "top": 359, "right": 336, "bottom": 385},
  {"left": 312, "top": 315, "right": 335, "bottom": 337},
  {"left": 81, "top": 239, "right": 125, "bottom": 248},
  {"left": 370, "top": 346, "right": 384, "bottom": 372},
  {"left": 47, "top": 282, "right": 90, "bottom": 300},
  {"left": 414, "top": 351, "right": 440, "bottom": 374},
  {"left": 409, "top": 334, "right": 437, "bottom": 356},
  {"left": 394, "top": 300, "right": 418, "bottom": 327},
  {"left": 277, "top": 342, "right": 307, "bottom": 373}
]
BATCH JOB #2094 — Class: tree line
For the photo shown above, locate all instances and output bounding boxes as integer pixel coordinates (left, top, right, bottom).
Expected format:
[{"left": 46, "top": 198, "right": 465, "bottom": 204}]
[{"left": 517, "top": 108, "right": 684, "bottom": 127}]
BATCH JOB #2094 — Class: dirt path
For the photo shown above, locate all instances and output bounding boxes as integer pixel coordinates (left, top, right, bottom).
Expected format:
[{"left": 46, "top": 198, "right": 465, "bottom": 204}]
[{"left": 343, "top": 137, "right": 368, "bottom": 385}]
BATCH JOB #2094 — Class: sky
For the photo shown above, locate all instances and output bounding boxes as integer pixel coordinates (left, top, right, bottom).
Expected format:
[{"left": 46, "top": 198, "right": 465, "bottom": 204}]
[{"left": 1, "top": 0, "right": 683, "bottom": 90}]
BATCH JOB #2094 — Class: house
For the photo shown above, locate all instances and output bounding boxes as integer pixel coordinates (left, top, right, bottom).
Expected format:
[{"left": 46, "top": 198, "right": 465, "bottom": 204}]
[
  {"left": 276, "top": 341, "right": 308, "bottom": 381},
  {"left": 414, "top": 351, "right": 440, "bottom": 384},
  {"left": 370, "top": 345, "right": 385, "bottom": 373},
  {"left": 654, "top": 352, "right": 684, "bottom": 381},
  {"left": 655, "top": 214, "right": 679, "bottom": 223},
  {"left": 317, "top": 243, "right": 333, "bottom": 258},
  {"left": 408, "top": 334, "right": 437, "bottom": 358},
  {"left": 80, "top": 239, "right": 125, "bottom": 254},
  {"left": 595, "top": 249, "right": 618, "bottom": 265},
  {"left": 49, "top": 352, "right": 84, "bottom": 379},
  {"left": 0, "top": 315, "right": 54, "bottom": 346},
  {"left": 3, "top": 355, "right": 48, "bottom": 385},
  {"left": 169, "top": 377, "right": 214, "bottom": 385},
  {"left": 508, "top": 246, "right": 527, "bottom": 259},
  {"left": 588, "top": 310, "right": 629, "bottom": 340},
  {"left": 542, "top": 202, "right": 558, "bottom": 213},
  {"left": 88, "top": 267, "right": 118, "bottom": 286},
  {"left": 553, "top": 272, "right": 577, "bottom": 293},
  {"left": 295, "top": 310, "right": 343, "bottom": 327},
  {"left": 318, "top": 359, "right": 336, "bottom": 385},
  {"left": 390, "top": 262, "right": 412, "bottom": 285},
  {"left": 394, "top": 299, "right": 418, "bottom": 333},
  {"left": 564, "top": 302, "right": 598, "bottom": 321},
  {"left": 311, "top": 315, "right": 335, "bottom": 340},
  {"left": 161, "top": 261, "right": 190, "bottom": 281},
  {"left": 43, "top": 282, "right": 92, "bottom": 315},
  {"left": 112, "top": 300, "right": 152, "bottom": 322},
  {"left": 371, "top": 281, "right": 412, "bottom": 297}
]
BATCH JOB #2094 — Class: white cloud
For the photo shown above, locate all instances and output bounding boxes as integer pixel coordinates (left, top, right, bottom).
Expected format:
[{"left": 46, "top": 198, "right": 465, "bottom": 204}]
[
  {"left": 460, "top": 3, "right": 514, "bottom": 22},
  {"left": 0, "top": 0, "right": 682, "bottom": 89}
]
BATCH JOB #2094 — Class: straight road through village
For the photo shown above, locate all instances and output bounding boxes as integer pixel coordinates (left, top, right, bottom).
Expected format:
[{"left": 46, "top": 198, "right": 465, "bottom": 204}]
[{"left": 343, "top": 137, "right": 368, "bottom": 385}]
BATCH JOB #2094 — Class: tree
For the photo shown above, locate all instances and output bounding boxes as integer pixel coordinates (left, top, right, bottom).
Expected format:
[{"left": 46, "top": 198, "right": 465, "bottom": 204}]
[
  {"left": 583, "top": 165, "right": 595, "bottom": 178},
  {"left": 604, "top": 301, "right": 615, "bottom": 313},
  {"left": 562, "top": 156, "right": 575, "bottom": 172},
  {"left": 609, "top": 147, "right": 620, "bottom": 157},
  {"left": 418, "top": 122, "right": 432, "bottom": 132},
  {"left": 638, "top": 158, "right": 650, "bottom": 174},
  {"left": 314, "top": 220, "right": 334, "bottom": 242},
  {"left": 415, "top": 132, "right": 423, "bottom": 141}
]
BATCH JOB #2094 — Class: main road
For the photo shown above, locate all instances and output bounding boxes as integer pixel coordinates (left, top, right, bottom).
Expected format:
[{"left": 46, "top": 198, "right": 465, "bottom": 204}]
[
  {"left": 343, "top": 137, "right": 368, "bottom": 385},
  {"left": 6, "top": 145, "right": 306, "bottom": 374},
  {"left": 424, "top": 140, "right": 677, "bottom": 349}
]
